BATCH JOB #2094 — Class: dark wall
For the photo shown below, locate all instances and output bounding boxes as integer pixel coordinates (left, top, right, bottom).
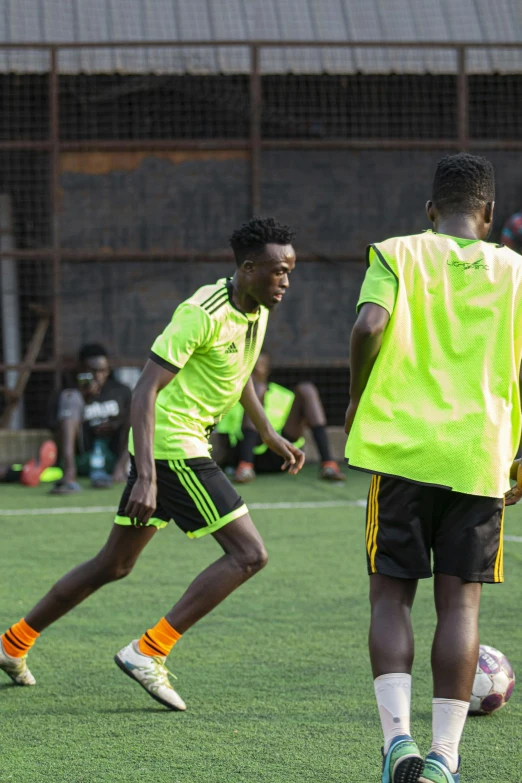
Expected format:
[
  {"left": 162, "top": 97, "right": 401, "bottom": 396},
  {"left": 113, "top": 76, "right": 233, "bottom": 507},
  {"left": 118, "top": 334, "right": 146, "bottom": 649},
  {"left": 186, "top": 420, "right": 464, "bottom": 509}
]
[
  {"left": 262, "top": 149, "right": 522, "bottom": 254},
  {"left": 59, "top": 148, "right": 522, "bottom": 366},
  {"left": 60, "top": 259, "right": 364, "bottom": 365},
  {"left": 59, "top": 153, "right": 250, "bottom": 252}
]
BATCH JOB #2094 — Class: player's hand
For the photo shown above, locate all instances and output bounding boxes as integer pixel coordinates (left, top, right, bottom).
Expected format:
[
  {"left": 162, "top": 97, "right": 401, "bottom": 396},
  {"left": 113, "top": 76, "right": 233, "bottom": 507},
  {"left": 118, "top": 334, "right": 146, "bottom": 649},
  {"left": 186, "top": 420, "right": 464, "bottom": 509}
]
[
  {"left": 263, "top": 432, "right": 305, "bottom": 475},
  {"left": 505, "top": 459, "right": 522, "bottom": 506},
  {"left": 344, "top": 400, "right": 359, "bottom": 436},
  {"left": 125, "top": 477, "right": 157, "bottom": 525}
]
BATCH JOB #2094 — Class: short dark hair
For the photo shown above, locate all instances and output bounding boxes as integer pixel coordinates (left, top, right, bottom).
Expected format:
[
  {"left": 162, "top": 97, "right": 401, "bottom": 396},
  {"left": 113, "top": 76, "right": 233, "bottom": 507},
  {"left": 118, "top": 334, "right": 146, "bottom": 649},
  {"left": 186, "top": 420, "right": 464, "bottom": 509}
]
[
  {"left": 432, "top": 153, "right": 495, "bottom": 215},
  {"left": 229, "top": 216, "right": 296, "bottom": 266},
  {"left": 78, "top": 343, "right": 108, "bottom": 362}
]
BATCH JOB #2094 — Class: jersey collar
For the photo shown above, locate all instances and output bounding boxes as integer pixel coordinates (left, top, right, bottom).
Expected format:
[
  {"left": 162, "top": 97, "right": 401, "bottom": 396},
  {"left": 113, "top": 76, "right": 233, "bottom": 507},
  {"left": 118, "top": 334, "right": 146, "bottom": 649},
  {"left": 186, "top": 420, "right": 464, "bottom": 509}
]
[{"left": 225, "top": 278, "right": 261, "bottom": 321}]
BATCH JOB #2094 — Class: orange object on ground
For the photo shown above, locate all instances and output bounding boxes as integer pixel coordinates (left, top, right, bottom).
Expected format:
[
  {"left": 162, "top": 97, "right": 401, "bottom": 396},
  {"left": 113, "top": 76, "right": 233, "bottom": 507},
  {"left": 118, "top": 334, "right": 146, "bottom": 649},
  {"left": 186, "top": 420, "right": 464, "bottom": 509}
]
[{"left": 20, "top": 440, "right": 58, "bottom": 487}]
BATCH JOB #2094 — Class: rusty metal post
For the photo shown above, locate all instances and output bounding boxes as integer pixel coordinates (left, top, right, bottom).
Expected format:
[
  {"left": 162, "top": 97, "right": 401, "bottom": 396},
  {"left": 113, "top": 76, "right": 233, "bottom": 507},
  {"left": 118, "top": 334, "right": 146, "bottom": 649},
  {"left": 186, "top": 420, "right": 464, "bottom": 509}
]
[
  {"left": 250, "top": 44, "right": 262, "bottom": 216},
  {"left": 49, "top": 46, "right": 62, "bottom": 390},
  {"left": 457, "top": 46, "right": 469, "bottom": 151}
]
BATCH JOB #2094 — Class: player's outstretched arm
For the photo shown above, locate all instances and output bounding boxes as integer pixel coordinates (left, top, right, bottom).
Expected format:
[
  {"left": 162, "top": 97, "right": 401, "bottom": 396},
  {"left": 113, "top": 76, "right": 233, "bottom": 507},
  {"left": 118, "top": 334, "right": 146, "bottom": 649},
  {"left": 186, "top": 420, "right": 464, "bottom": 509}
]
[
  {"left": 125, "top": 360, "right": 177, "bottom": 524},
  {"left": 240, "top": 377, "right": 305, "bottom": 474}
]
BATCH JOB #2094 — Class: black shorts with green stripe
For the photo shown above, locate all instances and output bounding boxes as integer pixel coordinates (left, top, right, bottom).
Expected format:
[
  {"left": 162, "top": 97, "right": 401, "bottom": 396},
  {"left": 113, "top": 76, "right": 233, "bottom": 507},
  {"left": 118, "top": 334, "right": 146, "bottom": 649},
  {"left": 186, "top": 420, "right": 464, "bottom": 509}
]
[
  {"left": 365, "top": 474, "right": 505, "bottom": 583},
  {"left": 115, "top": 456, "right": 248, "bottom": 539}
]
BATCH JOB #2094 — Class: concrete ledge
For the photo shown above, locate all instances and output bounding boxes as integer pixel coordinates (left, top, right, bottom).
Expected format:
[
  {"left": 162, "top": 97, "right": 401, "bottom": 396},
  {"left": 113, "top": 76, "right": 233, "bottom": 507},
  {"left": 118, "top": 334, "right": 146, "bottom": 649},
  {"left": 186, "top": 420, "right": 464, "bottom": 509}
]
[
  {"left": 302, "top": 425, "right": 346, "bottom": 463},
  {"left": 0, "top": 429, "right": 53, "bottom": 463}
]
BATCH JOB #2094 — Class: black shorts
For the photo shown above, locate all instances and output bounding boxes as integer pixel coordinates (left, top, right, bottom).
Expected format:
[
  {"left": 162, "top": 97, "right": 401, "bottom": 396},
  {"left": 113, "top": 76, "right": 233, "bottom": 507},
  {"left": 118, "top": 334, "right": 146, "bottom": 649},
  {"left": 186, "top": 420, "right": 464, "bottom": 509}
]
[
  {"left": 365, "top": 475, "right": 505, "bottom": 583},
  {"left": 115, "top": 456, "right": 248, "bottom": 539}
]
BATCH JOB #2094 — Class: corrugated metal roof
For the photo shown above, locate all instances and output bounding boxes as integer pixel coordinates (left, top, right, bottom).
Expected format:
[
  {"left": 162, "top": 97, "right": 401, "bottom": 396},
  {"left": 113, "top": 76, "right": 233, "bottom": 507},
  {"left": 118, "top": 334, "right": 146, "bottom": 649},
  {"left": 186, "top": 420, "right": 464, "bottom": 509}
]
[{"left": 0, "top": 0, "right": 521, "bottom": 74}]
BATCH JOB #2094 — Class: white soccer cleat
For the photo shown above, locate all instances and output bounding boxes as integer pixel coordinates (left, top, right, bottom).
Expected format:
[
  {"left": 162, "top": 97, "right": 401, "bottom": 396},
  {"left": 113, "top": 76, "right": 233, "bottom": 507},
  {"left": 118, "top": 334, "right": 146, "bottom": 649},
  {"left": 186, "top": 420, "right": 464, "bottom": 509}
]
[
  {"left": 114, "top": 640, "right": 186, "bottom": 711},
  {"left": 0, "top": 638, "right": 36, "bottom": 686}
]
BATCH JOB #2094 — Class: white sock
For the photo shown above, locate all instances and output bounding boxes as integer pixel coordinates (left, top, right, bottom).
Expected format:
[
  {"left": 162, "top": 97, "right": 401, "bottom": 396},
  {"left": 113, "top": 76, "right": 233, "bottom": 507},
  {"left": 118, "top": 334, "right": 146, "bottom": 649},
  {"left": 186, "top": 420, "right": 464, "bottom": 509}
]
[
  {"left": 374, "top": 673, "right": 412, "bottom": 754},
  {"left": 430, "top": 698, "right": 469, "bottom": 774}
]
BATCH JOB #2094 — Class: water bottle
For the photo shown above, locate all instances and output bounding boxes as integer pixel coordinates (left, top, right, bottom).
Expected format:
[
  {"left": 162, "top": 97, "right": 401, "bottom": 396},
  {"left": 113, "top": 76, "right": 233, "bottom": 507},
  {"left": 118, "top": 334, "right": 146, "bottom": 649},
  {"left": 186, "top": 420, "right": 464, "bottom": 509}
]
[{"left": 89, "top": 440, "right": 106, "bottom": 482}]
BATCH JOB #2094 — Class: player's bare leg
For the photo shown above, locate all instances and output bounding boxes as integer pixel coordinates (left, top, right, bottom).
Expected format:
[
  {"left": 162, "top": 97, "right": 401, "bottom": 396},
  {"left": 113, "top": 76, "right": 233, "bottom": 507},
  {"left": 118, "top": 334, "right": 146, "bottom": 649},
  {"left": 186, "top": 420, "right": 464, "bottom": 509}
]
[
  {"left": 432, "top": 574, "right": 481, "bottom": 700},
  {"left": 25, "top": 524, "right": 158, "bottom": 632},
  {"left": 418, "top": 575, "right": 482, "bottom": 781},
  {"left": 114, "top": 513, "right": 267, "bottom": 711},
  {"left": 369, "top": 574, "right": 417, "bottom": 677},
  {"left": 0, "top": 524, "right": 156, "bottom": 687},
  {"left": 164, "top": 513, "right": 267, "bottom": 632},
  {"left": 369, "top": 574, "right": 423, "bottom": 783}
]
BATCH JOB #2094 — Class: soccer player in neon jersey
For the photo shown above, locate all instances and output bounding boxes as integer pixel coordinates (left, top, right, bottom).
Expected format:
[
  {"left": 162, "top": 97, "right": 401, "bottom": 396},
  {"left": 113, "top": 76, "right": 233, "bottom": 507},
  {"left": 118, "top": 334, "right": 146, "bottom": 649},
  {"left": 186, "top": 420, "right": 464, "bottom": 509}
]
[
  {"left": 0, "top": 217, "right": 304, "bottom": 711},
  {"left": 345, "top": 154, "right": 522, "bottom": 783}
]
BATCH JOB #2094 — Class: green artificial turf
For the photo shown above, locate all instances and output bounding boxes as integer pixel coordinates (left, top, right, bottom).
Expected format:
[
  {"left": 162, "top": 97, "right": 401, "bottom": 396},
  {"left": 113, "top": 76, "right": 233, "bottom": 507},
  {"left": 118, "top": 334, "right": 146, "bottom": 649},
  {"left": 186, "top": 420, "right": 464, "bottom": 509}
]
[{"left": 1, "top": 467, "right": 521, "bottom": 782}]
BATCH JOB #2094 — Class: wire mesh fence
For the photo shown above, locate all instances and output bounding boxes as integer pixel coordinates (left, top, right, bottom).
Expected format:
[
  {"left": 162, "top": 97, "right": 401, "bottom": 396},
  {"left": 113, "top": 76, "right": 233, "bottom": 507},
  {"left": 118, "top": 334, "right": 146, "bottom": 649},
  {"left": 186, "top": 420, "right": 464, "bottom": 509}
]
[
  {"left": 1, "top": 41, "right": 522, "bottom": 432},
  {"left": 0, "top": 73, "right": 49, "bottom": 141},
  {"left": 262, "top": 73, "right": 459, "bottom": 140},
  {"left": 59, "top": 73, "right": 251, "bottom": 141}
]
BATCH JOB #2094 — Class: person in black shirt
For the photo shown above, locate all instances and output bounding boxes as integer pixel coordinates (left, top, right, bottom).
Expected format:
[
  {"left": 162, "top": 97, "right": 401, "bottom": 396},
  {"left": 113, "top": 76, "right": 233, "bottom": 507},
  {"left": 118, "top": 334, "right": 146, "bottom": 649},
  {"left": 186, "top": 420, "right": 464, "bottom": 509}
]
[{"left": 50, "top": 343, "right": 131, "bottom": 494}]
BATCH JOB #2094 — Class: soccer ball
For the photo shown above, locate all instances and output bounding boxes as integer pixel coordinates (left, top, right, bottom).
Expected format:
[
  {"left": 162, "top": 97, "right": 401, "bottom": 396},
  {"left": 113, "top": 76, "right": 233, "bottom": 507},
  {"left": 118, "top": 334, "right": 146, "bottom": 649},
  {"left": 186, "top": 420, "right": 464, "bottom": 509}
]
[{"left": 469, "top": 645, "right": 515, "bottom": 715}]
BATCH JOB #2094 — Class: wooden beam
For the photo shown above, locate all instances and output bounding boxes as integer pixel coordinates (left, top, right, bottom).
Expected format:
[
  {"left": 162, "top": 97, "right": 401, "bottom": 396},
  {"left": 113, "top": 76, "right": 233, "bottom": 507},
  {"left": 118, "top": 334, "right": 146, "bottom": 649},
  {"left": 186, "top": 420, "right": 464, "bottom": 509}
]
[{"left": 0, "top": 308, "right": 51, "bottom": 428}]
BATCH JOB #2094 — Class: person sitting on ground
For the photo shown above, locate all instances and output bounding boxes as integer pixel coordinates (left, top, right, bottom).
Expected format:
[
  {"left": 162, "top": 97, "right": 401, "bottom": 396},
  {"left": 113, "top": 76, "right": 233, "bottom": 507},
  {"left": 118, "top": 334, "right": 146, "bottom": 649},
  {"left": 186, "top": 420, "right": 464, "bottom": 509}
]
[
  {"left": 214, "top": 352, "right": 345, "bottom": 483},
  {"left": 49, "top": 343, "right": 131, "bottom": 494}
]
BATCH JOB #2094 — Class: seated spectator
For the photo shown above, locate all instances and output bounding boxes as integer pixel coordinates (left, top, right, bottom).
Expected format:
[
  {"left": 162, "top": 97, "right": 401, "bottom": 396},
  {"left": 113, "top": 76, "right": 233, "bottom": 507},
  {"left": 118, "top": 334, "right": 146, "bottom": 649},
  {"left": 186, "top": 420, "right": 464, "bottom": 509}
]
[
  {"left": 501, "top": 210, "right": 522, "bottom": 254},
  {"left": 49, "top": 343, "right": 131, "bottom": 494},
  {"left": 214, "top": 352, "right": 345, "bottom": 483}
]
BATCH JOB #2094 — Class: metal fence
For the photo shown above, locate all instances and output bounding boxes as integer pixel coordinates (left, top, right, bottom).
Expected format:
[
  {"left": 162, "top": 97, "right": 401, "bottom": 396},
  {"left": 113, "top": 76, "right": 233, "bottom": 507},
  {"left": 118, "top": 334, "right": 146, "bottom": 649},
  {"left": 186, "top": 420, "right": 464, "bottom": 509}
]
[{"left": 1, "top": 40, "right": 522, "bottom": 427}]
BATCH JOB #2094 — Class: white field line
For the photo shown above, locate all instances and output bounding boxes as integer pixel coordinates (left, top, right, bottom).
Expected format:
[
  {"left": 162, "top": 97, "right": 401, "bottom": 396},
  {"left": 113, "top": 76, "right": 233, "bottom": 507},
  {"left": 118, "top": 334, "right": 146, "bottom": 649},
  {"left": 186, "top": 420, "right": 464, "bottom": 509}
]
[
  {"left": 1, "top": 503, "right": 522, "bottom": 543},
  {"left": 0, "top": 499, "right": 368, "bottom": 517}
]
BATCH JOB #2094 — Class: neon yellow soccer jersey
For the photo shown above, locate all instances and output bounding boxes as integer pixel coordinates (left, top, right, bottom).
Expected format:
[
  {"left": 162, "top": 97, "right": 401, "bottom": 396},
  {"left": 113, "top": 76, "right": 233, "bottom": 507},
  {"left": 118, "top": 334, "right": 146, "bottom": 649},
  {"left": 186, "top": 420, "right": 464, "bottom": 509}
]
[
  {"left": 129, "top": 278, "right": 269, "bottom": 460},
  {"left": 345, "top": 230, "right": 522, "bottom": 497}
]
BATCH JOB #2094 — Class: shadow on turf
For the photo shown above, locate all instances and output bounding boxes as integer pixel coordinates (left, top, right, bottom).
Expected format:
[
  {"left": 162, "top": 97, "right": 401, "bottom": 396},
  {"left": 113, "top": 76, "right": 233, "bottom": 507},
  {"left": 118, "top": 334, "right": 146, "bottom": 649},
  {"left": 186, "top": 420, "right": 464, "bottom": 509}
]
[
  {"left": 99, "top": 707, "right": 171, "bottom": 714},
  {"left": 0, "top": 681, "right": 171, "bottom": 713}
]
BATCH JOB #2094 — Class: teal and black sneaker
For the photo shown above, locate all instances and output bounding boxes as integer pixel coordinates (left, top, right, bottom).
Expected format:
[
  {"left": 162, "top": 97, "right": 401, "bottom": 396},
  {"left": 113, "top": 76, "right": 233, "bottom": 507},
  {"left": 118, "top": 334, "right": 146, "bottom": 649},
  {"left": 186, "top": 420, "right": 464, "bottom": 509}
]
[
  {"left": 381, "top": 735, "right": 424, "bottom": 783},
  {"left": 419, "top": 752, "right": 460, "bottom": 783}
]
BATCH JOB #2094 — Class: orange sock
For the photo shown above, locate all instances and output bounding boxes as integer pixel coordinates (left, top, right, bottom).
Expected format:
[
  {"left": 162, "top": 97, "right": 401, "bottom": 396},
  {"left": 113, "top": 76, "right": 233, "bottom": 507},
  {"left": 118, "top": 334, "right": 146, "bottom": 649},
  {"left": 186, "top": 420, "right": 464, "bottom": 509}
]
[
  {"left": 1, "top": 618, "right": 40, "bottom": 658},
  {"left": 138, "top": 617, "right": 182, "bottom": 658}
]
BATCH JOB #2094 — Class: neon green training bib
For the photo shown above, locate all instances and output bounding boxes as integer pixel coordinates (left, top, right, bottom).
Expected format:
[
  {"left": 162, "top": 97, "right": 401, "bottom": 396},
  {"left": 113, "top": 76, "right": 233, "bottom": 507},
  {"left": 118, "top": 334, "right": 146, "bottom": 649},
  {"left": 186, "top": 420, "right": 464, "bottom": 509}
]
[
  {"left": 216, "top": 382, "right": 304, "bottom": 453},
  {"left": 346, "top": 231, "right": 522, "bottom": 497}
]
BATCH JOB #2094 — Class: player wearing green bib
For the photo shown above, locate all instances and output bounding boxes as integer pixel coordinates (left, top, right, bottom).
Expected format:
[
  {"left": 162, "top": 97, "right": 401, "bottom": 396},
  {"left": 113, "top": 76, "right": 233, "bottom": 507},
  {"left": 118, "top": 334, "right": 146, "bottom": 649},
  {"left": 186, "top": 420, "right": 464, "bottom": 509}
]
[
  {"left": 0, "top": 218, "right": 304, "bottom": 712},
  {"left": 345, "top": 155, "right": 522, "bottom": 783},
  {"left": 214, "top": 352, "right": 345, "bottom": 483}
]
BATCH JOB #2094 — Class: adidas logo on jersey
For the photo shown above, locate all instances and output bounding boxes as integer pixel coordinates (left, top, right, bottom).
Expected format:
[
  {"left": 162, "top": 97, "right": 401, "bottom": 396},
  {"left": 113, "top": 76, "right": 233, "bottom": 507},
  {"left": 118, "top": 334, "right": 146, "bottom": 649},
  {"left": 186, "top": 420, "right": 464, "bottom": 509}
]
[{"left": 225, "top": 342, "right": 238, "bottom": 354}]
